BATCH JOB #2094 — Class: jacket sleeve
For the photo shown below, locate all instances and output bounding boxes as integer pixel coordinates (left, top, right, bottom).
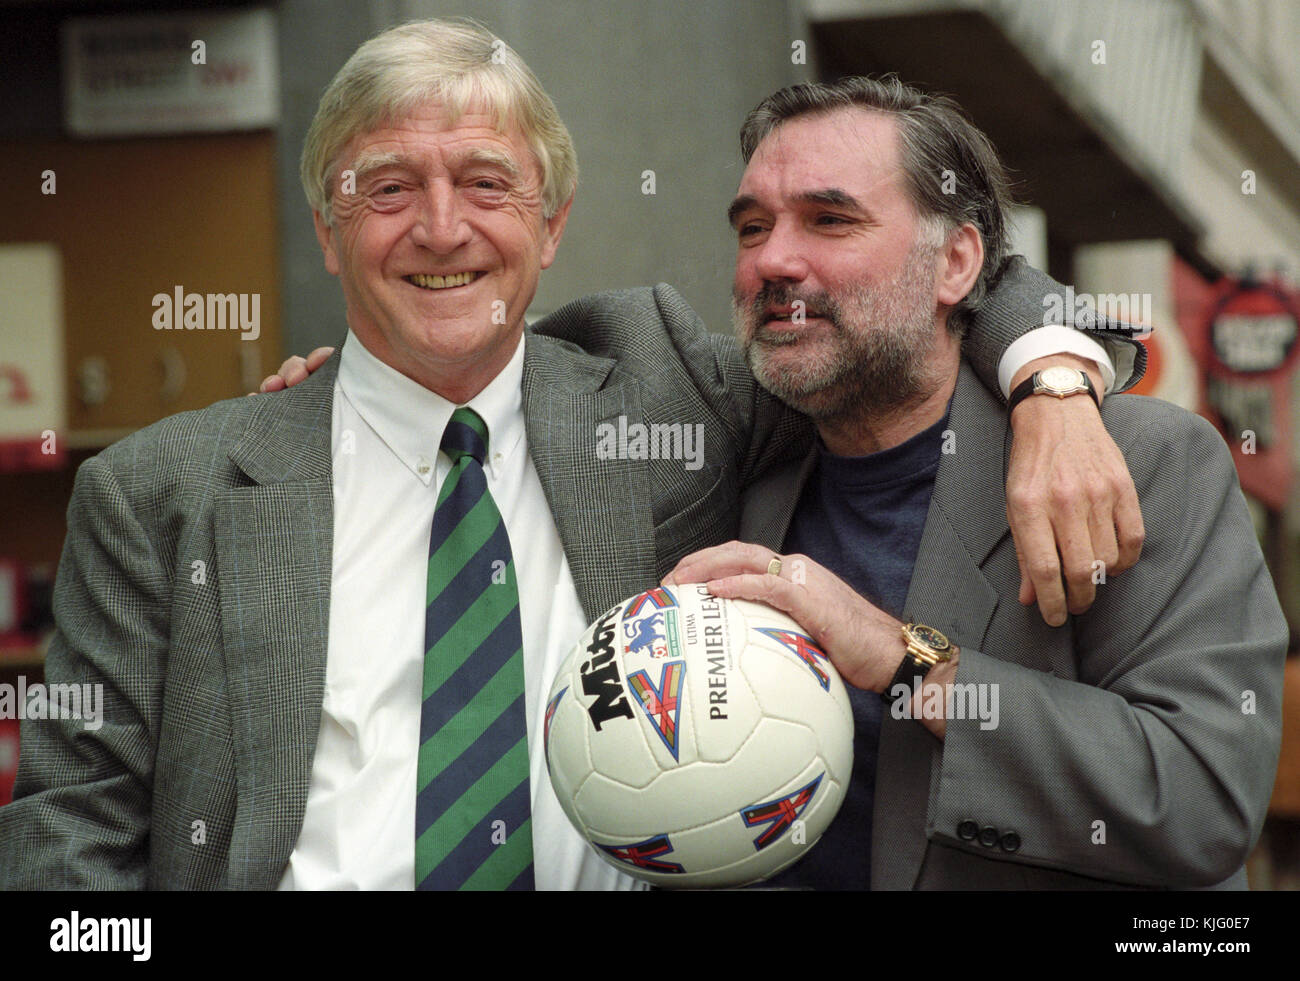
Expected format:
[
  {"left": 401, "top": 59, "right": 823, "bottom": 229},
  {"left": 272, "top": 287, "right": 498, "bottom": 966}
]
[
  {"left": 0, "top": 454, "right": 167, "bottom": 889},
  {"left": 646, "top": 284, "right": 813, "bottom": 492},
  {"left": 926, "top": 408, "right": 1287, "bottom": 886},
  {"left": 963, "top": 255, "right": 1149, "bottom": 397}
]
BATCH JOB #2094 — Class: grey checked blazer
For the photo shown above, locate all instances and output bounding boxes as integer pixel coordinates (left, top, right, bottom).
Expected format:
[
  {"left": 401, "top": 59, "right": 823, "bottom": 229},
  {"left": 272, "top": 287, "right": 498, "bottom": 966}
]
[
  {"left": 740, "top": 361, "right": 1288, "bottom": 889},
  {"left": 0, "top": 260, "right": 1145, "bottom": 889}
]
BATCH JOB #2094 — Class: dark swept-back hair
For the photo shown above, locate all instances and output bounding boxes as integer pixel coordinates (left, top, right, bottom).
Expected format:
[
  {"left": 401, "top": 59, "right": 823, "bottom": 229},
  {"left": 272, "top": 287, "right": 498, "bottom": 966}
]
[{"left": 740, "top": 75, "right": 1013, "bottom": 331}]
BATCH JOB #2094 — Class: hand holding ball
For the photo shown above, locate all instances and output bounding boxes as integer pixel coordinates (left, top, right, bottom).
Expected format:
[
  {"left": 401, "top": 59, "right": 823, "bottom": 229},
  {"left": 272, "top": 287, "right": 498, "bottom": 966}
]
[{"left": 544, "top": 583, "right": 853, "bottom": 888}]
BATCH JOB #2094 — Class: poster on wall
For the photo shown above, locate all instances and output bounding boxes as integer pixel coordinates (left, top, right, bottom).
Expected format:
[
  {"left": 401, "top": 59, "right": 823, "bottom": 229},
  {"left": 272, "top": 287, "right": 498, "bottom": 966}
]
[
  {"left": 0, "top": 244, "right": 65, "bottom": 472},
  {"left": 1181, "top": 268, "right": 1299, "bottom": 511},
  {"left": 62, "top": 8, "right": 278, "bottom": 137}
]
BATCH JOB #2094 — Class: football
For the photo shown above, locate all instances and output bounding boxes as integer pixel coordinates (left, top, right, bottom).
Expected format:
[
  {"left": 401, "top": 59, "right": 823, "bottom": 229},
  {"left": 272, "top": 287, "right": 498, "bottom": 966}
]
[{"left": 543, "top": 582, "right": 854, "bottom": 888}]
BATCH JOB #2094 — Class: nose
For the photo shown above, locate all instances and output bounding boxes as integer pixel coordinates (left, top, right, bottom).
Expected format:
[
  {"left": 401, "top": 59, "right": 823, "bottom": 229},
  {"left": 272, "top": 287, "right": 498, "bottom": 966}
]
[
  {"left": 411, "top": 180, "right": 472, "bottom": 254},
  {"left": 749, "top": 221, "right": 810, "bottom": 285}
]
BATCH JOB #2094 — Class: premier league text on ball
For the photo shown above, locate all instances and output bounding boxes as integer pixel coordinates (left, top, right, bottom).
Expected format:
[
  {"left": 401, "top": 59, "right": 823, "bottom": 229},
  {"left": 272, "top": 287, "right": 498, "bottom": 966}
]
[{"left": 545, "top": 584, "right": 854, "bottom": 888}]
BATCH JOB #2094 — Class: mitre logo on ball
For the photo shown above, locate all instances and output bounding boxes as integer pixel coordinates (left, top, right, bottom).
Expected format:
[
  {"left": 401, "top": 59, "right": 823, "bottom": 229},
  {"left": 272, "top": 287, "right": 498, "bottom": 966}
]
[{"left": 545, "top": 583, "right": 854, "bottom": 888}]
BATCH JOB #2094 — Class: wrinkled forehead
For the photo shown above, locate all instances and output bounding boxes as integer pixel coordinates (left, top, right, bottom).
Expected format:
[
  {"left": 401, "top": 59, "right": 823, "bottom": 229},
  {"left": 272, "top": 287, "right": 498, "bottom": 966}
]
[
  {"left": 741, "top": 107, "right": 905, "bottom": 197},
  {"left": 334, "top": 88, "right": 533, "bottom": 176}
]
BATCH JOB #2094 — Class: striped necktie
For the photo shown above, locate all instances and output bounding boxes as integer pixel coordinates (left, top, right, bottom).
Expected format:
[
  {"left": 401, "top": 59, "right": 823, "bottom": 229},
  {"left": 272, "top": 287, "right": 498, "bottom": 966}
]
[{"left": 415, "top": 406, "right": 534, "bottom": 890}]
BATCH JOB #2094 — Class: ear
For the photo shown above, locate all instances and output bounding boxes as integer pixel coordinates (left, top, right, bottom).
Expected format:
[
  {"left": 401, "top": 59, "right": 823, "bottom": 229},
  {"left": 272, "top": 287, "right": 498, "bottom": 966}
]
[
  {"left": 935, "top": 222, "right": 983, "bottom": 308},
  {"left": 312, "top": 210, "right": 341, "bottom": 277},
  {"left": 539, "top": 193, "right": 575, "bottom": 270}
]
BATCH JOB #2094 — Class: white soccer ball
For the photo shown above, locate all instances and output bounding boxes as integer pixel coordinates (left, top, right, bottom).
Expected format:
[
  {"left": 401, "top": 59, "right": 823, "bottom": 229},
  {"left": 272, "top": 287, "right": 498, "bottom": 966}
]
[{"left": 543, "top": 582, "right": 854, "bottom": 888}]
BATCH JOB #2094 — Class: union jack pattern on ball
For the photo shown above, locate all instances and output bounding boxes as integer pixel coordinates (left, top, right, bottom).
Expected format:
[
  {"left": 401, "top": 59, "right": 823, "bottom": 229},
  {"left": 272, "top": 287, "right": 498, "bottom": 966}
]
[
  {"left": 626, "top": 660, "right": 685, "bottom": 759},
  {"left": 754, "top": 627, "right": 831, "bottom": 691},
  {"left": 741, "top": 772, "right": 824, "bottom": 851},
  {"left": 596, "top": 833, "right": 685, "bottom": 874},
  {"left": 622, "top": 586, "right": 677, "bottom": 617}
]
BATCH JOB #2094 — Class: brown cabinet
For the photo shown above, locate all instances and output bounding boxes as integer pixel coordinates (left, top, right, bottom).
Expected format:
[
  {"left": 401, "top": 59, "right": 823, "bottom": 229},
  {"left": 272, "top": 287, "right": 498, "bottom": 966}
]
[
  {"left": 1, "top": 133, "right": 283, "bottom": 650},
  {"left": 1, "top": 132, "right": 282, "bottom": 439}
]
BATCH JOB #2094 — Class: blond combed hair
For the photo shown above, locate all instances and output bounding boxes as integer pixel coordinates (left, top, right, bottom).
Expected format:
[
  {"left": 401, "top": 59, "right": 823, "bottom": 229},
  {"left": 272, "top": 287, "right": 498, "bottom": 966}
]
[{"left": 301, "top": 18, "right": 578, "bottom": 225}]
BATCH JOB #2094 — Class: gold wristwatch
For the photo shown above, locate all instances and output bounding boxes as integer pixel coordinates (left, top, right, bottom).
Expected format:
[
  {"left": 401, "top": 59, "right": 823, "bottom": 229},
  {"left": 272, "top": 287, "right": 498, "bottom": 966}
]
[{"left": 881, "top": 621, "right": 959, "bottom": 704}]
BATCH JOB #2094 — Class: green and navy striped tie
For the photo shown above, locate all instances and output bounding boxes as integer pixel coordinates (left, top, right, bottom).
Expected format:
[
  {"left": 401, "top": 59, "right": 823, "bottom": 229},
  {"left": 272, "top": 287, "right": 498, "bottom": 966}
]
[{"left": 416, "top": 406, "right": 533, "bottom": 890}]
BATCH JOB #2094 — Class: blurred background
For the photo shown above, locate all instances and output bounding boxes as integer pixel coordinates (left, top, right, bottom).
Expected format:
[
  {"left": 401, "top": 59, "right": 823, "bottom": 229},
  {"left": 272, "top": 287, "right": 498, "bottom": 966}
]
[{"left": 1, "top": 0, "right": 1298, "bottom": 887}]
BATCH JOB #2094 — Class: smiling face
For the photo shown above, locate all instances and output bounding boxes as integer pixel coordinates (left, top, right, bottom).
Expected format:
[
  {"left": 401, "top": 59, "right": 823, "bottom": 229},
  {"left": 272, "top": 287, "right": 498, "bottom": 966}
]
[
  {"left": 314, "top": 103, "right": 571, "bottom": 401},
  {"left": 729, "top": 108, "right": 956, "bottom": 421}
]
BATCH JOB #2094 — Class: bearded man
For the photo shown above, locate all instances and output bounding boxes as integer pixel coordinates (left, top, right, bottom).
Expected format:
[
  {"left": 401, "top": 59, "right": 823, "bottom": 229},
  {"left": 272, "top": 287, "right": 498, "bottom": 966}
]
[{"left": 669, "top": 76, "right": 1287, "bottom": 890}]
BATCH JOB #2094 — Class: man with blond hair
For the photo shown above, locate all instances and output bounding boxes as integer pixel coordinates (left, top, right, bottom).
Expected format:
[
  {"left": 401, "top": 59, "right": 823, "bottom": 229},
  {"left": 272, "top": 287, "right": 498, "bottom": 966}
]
[{"left": 1, "top": 19, "right": 1146, "bottom": 890}]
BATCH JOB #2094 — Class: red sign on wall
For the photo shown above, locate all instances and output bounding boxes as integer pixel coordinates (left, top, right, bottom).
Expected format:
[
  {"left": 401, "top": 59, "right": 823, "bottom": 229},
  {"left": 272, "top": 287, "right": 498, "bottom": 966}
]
[{"left": 1179, "top": 268, "right": 1299, "bottom": 511}]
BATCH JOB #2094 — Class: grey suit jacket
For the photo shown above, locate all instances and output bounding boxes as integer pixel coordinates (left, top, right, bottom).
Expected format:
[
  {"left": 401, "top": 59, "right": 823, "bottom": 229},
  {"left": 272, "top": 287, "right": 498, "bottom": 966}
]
[
  {"left": 740, "top": 362, "right": 1288, "bottom": 889},
  {"left": 0, "top": 284, "right": 813, "bottom": 888},
  {"left": 0, "top": 260, "right": 1144, "bottom": 889}
]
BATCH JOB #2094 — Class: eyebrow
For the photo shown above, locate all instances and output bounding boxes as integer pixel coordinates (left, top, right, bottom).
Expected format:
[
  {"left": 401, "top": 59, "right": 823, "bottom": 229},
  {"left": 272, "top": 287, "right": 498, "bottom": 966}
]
[
  {"left": 727, "top": 187, "right": 866, "bottom": 227},
  {"left": 726, "top": 194, "right": 758, "bottom": 228},
  {"left": 460, "top": 147, "right": 522, "bottom": 181},
  {"left": 800, "top": 188, "right": 863, "bottom": 209},
  {"left": 349, "top": 150, "right": 409, "bottom": 183},
  {"left": 348, "top": 147, "right": 523, "bottom": 185}
]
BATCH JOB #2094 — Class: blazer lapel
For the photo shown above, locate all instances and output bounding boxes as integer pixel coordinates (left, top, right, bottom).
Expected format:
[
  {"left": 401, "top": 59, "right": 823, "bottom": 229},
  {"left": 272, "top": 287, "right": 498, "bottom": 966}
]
[
  {"left": 214, "top": 353, "right": 338, "bottom": 889},
  {"left": 738, "top": 446, "right": 818, "bottom": 550},
  {"left": 873, "top": 362, "right": 1008, "bottom": 890},
  {"left": 521, "top": 331, "right": 657, "bottom": 623}
]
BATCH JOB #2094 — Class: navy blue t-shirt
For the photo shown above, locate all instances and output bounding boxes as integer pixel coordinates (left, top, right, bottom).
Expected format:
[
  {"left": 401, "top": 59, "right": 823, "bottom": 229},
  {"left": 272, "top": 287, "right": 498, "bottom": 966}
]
[{"left": 763, "top": 408, "right": 949, "bottom": 889}]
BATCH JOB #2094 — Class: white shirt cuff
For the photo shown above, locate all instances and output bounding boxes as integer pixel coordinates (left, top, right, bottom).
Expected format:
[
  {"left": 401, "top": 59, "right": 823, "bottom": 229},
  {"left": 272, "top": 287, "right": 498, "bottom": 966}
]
[{"left": 997, "top": 325, "right": 1119, "bottom": 398}]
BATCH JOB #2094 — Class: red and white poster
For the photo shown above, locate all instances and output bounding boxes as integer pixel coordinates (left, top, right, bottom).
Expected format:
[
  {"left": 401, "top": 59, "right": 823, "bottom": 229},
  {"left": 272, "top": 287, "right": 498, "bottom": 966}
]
[
  {"left": 0, "top": 244, "right": 65, "bottom": 472},
  {"left": 1178, "top": 261, "right": 1299, "bottom": 511}
]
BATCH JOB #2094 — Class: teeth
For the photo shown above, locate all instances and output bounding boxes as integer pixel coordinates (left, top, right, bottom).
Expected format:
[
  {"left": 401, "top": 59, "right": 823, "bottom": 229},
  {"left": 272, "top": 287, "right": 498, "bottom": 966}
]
[{"left": 409, "top": 272, "right": 476, "bottom": 290}]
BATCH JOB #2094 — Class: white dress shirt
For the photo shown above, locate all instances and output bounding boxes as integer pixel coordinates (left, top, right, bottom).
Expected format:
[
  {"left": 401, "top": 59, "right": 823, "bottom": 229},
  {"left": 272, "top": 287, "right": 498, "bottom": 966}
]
[
  {"left": 998, "top": 327, "right": 1124, "bottom": 397},
  {"left": 277, "top": 324, "right": 1114, "bottom": 891},
  {"left": 278, "top": 331, "right": 643, "bottom": 891}
]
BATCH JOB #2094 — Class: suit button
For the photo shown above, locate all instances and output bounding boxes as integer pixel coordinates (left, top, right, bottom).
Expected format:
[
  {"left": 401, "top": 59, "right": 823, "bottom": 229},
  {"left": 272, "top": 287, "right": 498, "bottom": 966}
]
[
  {"left": 1000, "top": 832, "right": 1021, "bottom": 853},
  {"left": 957, "top": 820, "right": 979, "bottom": 841},
  {"left": 978, "top": 826, "right": 999, "bottom": 847}
]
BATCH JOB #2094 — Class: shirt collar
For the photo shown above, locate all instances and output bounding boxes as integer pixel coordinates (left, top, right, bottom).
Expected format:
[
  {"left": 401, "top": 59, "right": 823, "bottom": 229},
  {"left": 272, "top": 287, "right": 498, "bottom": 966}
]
[{"left": 337, "top": 329, "right": 526, "bottom": 486}]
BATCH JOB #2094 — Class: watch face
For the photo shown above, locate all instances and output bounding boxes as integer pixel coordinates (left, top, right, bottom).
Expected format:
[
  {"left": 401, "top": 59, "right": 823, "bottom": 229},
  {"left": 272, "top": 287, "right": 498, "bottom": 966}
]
[
  {"left": 1038, "top": 365, "right": 1086, "bottom": 394},
  {"left": 909, "top": 624, "right": 950, "bottom": 651}
]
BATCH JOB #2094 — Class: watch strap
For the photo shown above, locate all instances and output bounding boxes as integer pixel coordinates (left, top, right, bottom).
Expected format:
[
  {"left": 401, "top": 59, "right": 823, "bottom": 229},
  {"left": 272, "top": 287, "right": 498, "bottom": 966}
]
[
  {"left": 880, "top": 652, "right": 930, "bottom": 705},
  {"left": 1008, "top": 368, "right": 1099, "bottom": 416}
]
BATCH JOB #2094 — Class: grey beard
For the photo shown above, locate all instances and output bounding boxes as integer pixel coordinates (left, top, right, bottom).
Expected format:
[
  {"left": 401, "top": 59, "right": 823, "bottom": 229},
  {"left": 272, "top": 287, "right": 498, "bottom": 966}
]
[{"left": 733, "top": 252, "right": 941, "bottom": 423}]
